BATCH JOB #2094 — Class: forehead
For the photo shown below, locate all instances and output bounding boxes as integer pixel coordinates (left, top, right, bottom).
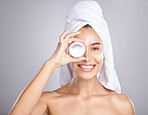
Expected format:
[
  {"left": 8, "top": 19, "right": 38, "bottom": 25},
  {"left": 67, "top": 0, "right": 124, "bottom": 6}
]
[{"left": 74, "top": 27, "right": 102, "bottom": 43}]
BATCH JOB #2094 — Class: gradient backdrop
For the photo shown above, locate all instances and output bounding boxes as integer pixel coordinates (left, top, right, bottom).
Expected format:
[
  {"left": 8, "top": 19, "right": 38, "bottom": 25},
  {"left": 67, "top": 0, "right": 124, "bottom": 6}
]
[{"left": 0, "top": 0, "right": 148, "bottom": 114}]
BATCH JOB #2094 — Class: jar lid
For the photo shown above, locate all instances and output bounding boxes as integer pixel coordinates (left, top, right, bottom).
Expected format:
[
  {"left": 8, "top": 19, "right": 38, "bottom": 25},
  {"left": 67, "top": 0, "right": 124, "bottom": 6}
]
[{"left": 69, "top": 42, "right": 85, "bottom": 58}]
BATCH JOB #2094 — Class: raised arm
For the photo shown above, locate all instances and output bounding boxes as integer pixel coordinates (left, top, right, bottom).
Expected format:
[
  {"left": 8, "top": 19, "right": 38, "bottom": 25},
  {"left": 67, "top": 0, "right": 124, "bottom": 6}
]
[
  {"left": 9, "top": 30, "right": 86, "bottom": 115},
  {"left": 9, "top": 59, "right": 57, "bottom": 115}
]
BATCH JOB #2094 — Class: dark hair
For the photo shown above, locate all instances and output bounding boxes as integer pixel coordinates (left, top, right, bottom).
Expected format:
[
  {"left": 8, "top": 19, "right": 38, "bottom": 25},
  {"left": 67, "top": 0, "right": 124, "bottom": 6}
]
[{"left": 82, "top": 24, "right": 92, "bottom": 28}]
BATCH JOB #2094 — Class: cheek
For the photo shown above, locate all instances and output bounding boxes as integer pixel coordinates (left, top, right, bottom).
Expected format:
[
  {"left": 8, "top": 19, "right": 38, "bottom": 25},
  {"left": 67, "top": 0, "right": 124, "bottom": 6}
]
[
  {"left": 98, "top": 52, "right": 104, "bottom": 60},
  {"left": 92, "top": 51, "right": 104, "bottom": 63}
]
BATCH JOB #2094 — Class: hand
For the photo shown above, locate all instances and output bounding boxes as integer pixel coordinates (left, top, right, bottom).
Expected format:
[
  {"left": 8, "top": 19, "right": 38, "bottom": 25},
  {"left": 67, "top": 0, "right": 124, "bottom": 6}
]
[{"left": 50, "top": 30, "right": 86, "bottom": 68}]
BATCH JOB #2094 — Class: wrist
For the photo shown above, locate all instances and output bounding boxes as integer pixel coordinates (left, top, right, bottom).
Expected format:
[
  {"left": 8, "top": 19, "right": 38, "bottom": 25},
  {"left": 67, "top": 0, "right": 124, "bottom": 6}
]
[{"left": 45, "top": 58, "right": 58, "bottom": 70}]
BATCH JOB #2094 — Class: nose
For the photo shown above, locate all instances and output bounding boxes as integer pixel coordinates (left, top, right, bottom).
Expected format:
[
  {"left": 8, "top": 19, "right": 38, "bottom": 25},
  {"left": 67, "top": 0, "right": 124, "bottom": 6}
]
[{"left": 84, "top": 48, "right": 91, "bottom": 62}]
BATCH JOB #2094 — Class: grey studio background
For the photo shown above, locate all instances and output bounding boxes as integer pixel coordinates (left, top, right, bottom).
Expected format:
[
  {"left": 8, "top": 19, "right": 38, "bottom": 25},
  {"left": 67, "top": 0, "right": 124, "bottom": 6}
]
[{"left": 0, "top": 0, "right": 147, "bottom": 115}]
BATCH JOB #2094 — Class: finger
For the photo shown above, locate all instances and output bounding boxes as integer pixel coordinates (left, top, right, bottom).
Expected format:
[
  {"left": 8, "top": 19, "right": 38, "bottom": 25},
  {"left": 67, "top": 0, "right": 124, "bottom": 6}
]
[
  {"left": 64, "top": 31, "right": 81, "bottom": 41},
  {"left": 67, "top": 37, "right": 85, "bottom": 44},
  {"left": 70, "top": 56, "right": 86, "bottom": 62},
  {"left": 59, "top": 29, "right": 69, "bottom": 41}
]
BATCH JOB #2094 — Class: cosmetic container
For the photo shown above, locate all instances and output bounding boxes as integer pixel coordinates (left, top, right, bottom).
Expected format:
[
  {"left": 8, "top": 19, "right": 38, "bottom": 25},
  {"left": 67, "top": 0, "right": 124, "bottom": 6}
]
[{"left": 68, "top": 42, "right": 85, "bottom": 58}]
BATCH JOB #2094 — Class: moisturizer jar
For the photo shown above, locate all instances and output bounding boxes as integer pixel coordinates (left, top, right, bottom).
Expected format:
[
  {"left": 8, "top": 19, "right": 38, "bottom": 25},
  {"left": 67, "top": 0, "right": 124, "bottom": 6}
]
[{"left": 68, "top": 42, "right": 85, "bottom": 58}]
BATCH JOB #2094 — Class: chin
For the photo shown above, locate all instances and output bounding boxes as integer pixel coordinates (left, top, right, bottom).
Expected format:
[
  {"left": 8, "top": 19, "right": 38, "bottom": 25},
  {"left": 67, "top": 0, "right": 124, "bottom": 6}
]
[{"left": 76, "top": 72, "right": 97, "bottom": 80}]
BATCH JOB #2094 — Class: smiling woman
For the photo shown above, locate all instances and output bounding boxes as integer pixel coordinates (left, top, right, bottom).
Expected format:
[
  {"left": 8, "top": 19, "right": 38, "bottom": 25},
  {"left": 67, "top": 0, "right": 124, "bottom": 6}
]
[{"left": 9, "top": 0, "right": 135, "bottom": 115}]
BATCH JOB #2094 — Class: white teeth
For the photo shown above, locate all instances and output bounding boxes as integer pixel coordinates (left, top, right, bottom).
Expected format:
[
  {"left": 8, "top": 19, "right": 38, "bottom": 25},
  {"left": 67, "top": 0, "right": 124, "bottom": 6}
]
[{"left": 80, "top": 65, "right": 94, "bottom": 69}]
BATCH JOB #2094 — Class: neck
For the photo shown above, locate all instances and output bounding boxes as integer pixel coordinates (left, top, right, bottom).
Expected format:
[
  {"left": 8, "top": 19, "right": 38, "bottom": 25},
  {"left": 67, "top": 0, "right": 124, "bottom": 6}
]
[{"left": 66, "top": 74, "right": 107, "bottom": 97}]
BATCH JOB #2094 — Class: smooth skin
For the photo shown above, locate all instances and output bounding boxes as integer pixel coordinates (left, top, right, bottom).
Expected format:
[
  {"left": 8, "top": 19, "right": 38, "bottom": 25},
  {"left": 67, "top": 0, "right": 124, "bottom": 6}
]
[{"left": 9, "top": 27, "right": 135, "bottom": 115}]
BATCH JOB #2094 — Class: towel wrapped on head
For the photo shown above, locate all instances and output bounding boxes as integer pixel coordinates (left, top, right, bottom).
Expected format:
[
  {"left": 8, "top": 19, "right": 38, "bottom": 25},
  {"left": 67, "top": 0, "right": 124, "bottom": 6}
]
[{"left": 59, "top": 0, "right": 121, "bottom": 94}]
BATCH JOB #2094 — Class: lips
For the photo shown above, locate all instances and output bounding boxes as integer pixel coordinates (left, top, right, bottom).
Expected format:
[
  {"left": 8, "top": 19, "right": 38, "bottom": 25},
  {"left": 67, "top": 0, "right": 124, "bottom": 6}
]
[{"left": 77, "top": 64, "right": 96, "bottom": 72}]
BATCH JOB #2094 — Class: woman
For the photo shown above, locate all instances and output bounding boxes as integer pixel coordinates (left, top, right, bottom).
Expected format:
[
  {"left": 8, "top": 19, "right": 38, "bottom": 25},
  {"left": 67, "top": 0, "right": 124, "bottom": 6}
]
[{"left": 9, "top": 0, "right": 135, "bottom": 115}]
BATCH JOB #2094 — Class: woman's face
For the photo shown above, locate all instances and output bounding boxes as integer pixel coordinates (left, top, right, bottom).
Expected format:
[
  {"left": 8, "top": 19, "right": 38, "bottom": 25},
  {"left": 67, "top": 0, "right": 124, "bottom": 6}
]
[{"left": 70, "top": 27, "right": 104, "bottom": 79}]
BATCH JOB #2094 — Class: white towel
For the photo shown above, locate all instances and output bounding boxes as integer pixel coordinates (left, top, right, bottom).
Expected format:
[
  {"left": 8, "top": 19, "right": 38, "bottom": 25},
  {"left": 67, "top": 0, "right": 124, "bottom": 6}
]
[{"left": 59, "top": 0, "right": 121, "bottom": 94}]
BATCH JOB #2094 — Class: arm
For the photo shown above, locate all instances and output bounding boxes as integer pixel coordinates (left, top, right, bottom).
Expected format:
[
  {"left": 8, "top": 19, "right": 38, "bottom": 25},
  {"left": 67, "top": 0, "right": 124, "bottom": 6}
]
[
  {"left": 9, "top": 30, "right": 85, "bottom": 115},
  {"left": 30, "top": 92, "right": 50, "bottom": 115},
  {"left": 9, "top": 59, "right": 57, "bottom": 115}
]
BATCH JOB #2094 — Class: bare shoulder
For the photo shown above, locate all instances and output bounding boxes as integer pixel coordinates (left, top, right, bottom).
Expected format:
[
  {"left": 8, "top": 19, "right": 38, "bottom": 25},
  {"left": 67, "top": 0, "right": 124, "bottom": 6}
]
[
  {"left": 31, "top": 91, "right": 57, "bottom": 115},
  {"left": 111, "top": 94, "right": 135, "bottom": 115},
  {"left": 41, "top": 88, "right": 64, "bottom": 102},
  {"left": 41, "top": 90, "right": 59, "bottom": 101},
  {"left": 38, "top": 91, "right": 60, "bottom": 115}
]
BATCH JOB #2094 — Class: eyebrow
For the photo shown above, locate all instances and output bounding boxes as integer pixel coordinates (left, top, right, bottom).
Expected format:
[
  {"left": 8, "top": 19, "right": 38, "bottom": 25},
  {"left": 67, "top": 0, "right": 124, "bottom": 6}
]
[{"left": 91, "top": 42, "right": 102, "bottom": 45}]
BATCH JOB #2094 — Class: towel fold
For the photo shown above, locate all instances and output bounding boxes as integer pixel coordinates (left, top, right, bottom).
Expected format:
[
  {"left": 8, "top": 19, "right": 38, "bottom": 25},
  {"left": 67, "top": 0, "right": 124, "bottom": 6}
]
[{"left": 59, "top": 0, "right": 121, "bottom": 94}]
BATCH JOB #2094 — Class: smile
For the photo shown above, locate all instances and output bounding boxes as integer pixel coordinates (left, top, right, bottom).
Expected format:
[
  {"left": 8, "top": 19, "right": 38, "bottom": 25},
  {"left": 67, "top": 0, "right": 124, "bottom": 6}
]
[{"left": 77, "top": 64, "right": 96, "bottom": 72}]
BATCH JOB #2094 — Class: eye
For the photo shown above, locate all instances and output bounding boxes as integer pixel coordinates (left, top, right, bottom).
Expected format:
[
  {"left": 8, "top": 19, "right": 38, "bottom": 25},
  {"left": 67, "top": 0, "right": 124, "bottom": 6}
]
[{"left": 91, "top": 47, "right": 99, "bottom": 50}]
